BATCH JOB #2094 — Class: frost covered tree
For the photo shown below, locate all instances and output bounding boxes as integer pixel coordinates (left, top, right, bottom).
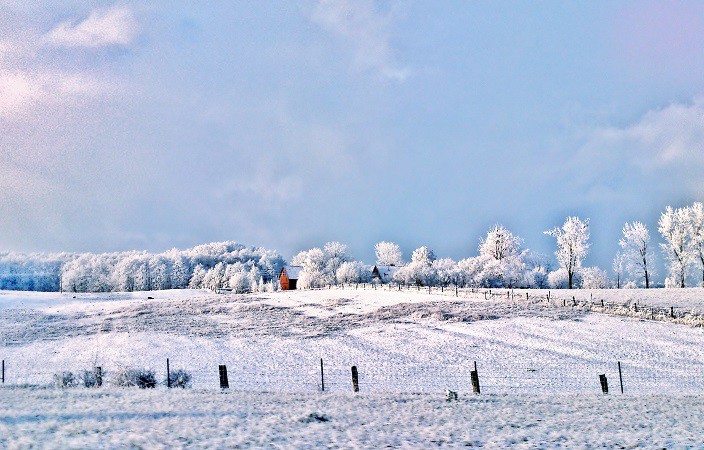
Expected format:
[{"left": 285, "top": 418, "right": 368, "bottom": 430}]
[
  {"left": 580, "top": 267, "right": 610, "bottom": 289},
  {"left": 612, "top": 251, "right": 626, "bottom": 289},
  {"left": 411, "top": 246, "right": 436, "bottom": 265},
  {"left": 659, "top": 206, "right": 693, "bottom": 288},
  {"left": 433, "top": 258, "right": 458, "bottom": 286},
  {"left": 336, "top": 261, "right": 371, "bottom": 284},
  {"left": 689, "top": 202, "right": 704, "bottom": 287},
  {"left": 479, "top": 225, "right": 522, "bottom": 261},
  {"left": 293, "top": 242, "right": 352, "bottom": 288},
  {"left": 619, "top": 221, "right": 653, "bottom": 288},
  {"left": 374, "top": 241, "right": 403, "bottom": 266},
  {"left": 545, "top": 217, "right": 590, "bottom": 289},
  {"left": 393, "top": 246, "right": 437, "bottom": 286},
  {"left": 323, "top": 241, "right": 350, "bottom": 279}
]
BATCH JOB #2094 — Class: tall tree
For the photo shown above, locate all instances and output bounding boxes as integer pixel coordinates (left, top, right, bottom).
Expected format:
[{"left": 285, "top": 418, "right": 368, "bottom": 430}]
[
  {"left": 619, "top": 221, "right": 653, "bottom": 288},
  {"left": 545, "top": 217, "right": 590, "bottom": 289},
  {"left": 689, "top": 202, "right": 704, "bottom": 287},
  {"left": 478, "top": 224, "right": 522, "bottom": 261},
  {"left": 612, "top": 251, "right": 626, "bottom": 289},
  {"left": 374, "top": 241, "right": 403, "bottom": 266},
  {"left": 659, "top": 206, "right": 693, "bottom": 288}
]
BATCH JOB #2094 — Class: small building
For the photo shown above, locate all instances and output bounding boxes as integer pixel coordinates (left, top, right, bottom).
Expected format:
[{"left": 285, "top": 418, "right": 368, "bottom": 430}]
[
  {"left": 372, "top": 265, "right": 400, "bottom": 283},
  {"left": 279, "top": 265, "right": 302, "bottom": 290}
]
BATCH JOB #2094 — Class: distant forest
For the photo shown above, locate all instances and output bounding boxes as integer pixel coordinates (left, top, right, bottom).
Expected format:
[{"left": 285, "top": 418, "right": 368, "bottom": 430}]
[{"left": 0, "top": 242, "right": 284, "bottom": 293}]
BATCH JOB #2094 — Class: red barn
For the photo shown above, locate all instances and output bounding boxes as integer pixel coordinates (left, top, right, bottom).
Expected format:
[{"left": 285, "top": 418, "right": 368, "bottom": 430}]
[{"left": 279, "top": 265, "right": 302, "bottom": 290}]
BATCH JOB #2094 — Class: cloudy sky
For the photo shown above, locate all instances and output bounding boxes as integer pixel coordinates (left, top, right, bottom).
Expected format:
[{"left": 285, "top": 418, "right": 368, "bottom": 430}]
[{"left": 2, "top": 1, "right": 704, "bottom": 273}]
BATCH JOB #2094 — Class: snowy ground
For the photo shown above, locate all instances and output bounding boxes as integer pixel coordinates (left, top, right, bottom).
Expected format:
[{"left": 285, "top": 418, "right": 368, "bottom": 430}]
[
  {"left": 1, "top": 288, "right": 704, "bottom": 394},
  {"left": 2, "top": 288, "right": 704, "bottom": 447},
  {"left": 1, "top": 388, "right": 703, "bottom": 449}
]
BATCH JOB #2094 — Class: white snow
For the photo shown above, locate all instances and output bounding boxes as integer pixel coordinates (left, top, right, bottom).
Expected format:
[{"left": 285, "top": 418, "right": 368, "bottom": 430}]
[
  {"left": 2, "top": 287, "right": 704, "bottom": 446},
  {"left": 0, "top": 389, "right": 702, "bottom": 448},
  {"left": 1, "top": 288, "right": 704, "bottom": 394}
]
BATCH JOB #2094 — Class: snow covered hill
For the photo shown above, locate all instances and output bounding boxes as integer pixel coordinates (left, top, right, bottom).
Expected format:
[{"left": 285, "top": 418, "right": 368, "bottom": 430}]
[{"left": 2, "top": 288, "right": 704, "bottom": 394}]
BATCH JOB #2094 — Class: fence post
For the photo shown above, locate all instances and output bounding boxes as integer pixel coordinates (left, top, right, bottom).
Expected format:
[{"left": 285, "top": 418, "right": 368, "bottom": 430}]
[
  {"left": 95, "top": 366, "right": 102, "bottom": 387},
  {"left": 455, "top": 286, "right": 458, "bottom": 297},
  {"left": 617, "top": 361, "right": 624, "bottom": 394},
  {"left": 320, "top": 358, "right": 325, "bottom": 392},
  {"left": 671, "top": 306, "right": 675, "bottom": 318},
  {"left": 471, "top": 361, "right": 480, "bottom": 394},
  {"left": 1, "top": 359, "right": 4, "bottom": 384},
  {"left": 166, "top": 358, "right": 171, "bottom": 388},
  {"left": 599, "top": 374, "right": 608, "bottom": 394},
  {"left": 219, "top": 365, "right": 229, "bottom": 389},
  {"left": 351, "top": 366, "right": 359, "bottom": 392}
]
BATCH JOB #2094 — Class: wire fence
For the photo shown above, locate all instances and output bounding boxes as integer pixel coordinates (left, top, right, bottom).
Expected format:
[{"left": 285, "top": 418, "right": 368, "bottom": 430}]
[
  {"left": 2, "top": 284, "right": 703, "bottom": 394},
  {"left": 2, "top": 358, "right": 704, "bottom": 395},
  {"left": 303, "top": 282, "right": 704, "bottom": 327}
]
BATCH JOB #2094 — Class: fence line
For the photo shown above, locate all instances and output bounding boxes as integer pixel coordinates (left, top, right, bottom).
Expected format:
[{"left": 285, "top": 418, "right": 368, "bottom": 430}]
[
  {"left": 2, "top": 358, "right": 704, "bottom": 395},
  {"left": 302, "top": 282, "right": 704, "bottom": 327}
]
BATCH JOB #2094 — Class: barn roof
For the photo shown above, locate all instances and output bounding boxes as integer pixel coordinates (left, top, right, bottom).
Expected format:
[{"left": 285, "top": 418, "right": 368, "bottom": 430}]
[
  {"left": 374, "top": 265, "right": 400, "bottom": 281},
  {"left": 281, "top": 265, "right": 302, "bottom": 279}
]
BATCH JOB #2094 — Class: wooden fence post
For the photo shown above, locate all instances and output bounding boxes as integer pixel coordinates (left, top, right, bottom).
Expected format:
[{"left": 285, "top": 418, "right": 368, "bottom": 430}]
[
  {"left": 320, "top": 358, "right": 325, "bottom": 392},
  {"left": 219, "top": 365, "right": 229, "bottom": 389},
  {"left": 671, "top": 306, "right": 675, "bottom": 318},
  {"left": 166, "top": 358, "right": 171, "bottom": 388},
  {"left": 599, "top": 374, "right": 608, "bottom": 394},
  {"left": 471, "top": 361, "right": 480, "bottom": 394},
  {"left": 455, "top": 286, "right": 458, "bottom": 297},
  {"left": 95, "top": 366, "right": 102, "bottom": 387},
  {"left": 1, "top": 359, "right": 4, "bottom": 384},
  {"left": 351, "top": 366, "right": 359, "bottom": 392},
  {"left": 617, "top": 361, "right": 624, "bottom": 394}
]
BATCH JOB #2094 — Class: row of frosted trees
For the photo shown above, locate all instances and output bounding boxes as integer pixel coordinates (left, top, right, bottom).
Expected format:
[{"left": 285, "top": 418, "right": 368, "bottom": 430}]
[
  {"left": 293, "top": 202, "right": 704, "bottom": 290},
  {"left": 0, "top": 242, "right": 284, "bottom": 293},
  {"left": 2, "top": 203, "right": 704, "bottom": 292}
]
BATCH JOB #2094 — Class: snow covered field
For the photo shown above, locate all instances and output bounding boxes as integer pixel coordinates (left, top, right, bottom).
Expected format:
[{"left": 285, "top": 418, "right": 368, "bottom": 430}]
[
  {"left": 2, "top": 288, "right": 704, "bottom": 447},
  {"left": 2, "top": 288, "right": 704, "bottom": 395},
  {"left": 1, "top": 388, "right": 703, "bottom": 449}
]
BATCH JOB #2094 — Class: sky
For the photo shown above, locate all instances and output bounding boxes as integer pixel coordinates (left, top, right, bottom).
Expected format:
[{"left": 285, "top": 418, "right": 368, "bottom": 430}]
[{"left": 1, "top": 1, "right": 704, "bottom": 277}]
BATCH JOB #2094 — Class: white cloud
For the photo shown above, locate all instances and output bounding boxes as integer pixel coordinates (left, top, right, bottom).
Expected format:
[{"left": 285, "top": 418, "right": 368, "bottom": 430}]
[
  {"left": 310, "top": 0, "right": 408, "bottom": 80},
  {"left": 574, "top": 99, "right": 704, "bottom": 199},
  {"left": 0, "top": 70, "right": 117, "bottom": 119},
  {"left": 583, "top": 100, "right": 704, "bottom": 169},
  {"left": 45, "top": 5, "right": 138, "bottom": 48}
]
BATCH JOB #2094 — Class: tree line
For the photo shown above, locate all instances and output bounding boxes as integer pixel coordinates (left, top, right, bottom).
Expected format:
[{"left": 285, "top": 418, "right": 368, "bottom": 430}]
[{"left": 1, "top": 202, "right": 703, "bottom": 293}]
